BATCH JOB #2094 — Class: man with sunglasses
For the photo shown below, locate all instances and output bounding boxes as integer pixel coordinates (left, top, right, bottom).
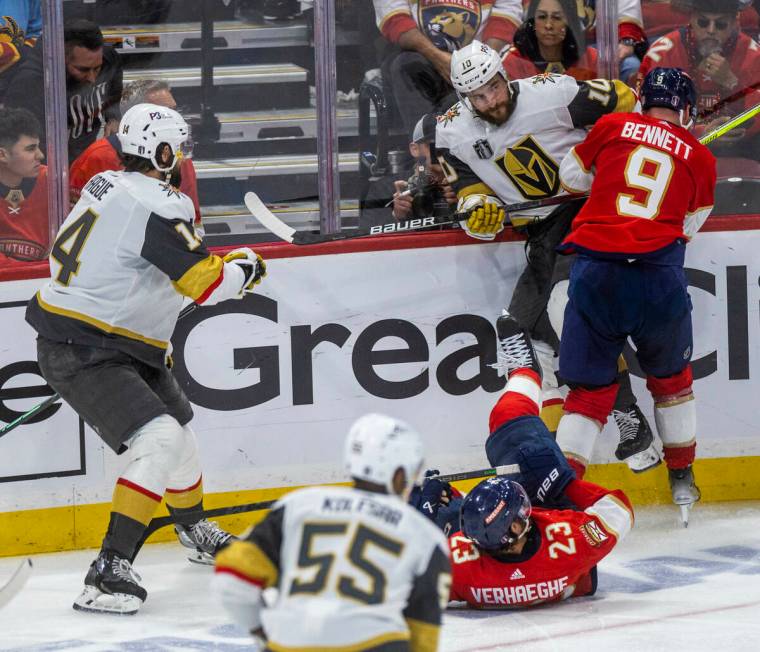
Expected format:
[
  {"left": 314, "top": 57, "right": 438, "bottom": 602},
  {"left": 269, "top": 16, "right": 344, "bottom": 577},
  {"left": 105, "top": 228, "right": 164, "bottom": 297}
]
[{"left": 638, "top": 0, "right": 760, "bottom": 159}]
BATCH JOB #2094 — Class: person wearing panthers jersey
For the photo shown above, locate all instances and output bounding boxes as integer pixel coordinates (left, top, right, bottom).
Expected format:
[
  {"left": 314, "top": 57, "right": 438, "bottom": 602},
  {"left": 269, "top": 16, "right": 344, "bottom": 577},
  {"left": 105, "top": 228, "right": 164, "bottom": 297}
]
[
  {"left": 214, "top": 413, "right": 451, "bottom": 651},
  {"left": 373, "top": 0, "right": 519, "bottom": 136},
  {"left": 435, "top": 40, "right": 657, "bottom": 472},
  {"left": 412, "top": 313, "right": 632, "bottom": 608},
  {"left": 0, "top": 106, "right": 48, "bottom": 263},
  {"left": 25, "top": 103, "right": 268, "bottom": 615},
  {"left": 555, "top": 67, "right": 716, "bottom": 525}
]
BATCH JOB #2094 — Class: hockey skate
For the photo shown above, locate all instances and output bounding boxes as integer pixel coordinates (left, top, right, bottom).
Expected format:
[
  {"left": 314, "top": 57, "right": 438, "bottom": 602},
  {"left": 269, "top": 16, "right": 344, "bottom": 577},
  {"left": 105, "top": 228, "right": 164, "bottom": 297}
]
[
  {"left": 72, "top": 549, "right": 146, "bottom": 615},
  {"left": 175, "top": 519, "right": 234, "bottom": 565},
  {"left": 493, "top": 312, "right": 543, "bottom": 379},
  {"left": 669, "top": 465, "right": 700, "bottom": 528},
  {"left": 612, "top": 404, "right": 662, "bottom": 473}
]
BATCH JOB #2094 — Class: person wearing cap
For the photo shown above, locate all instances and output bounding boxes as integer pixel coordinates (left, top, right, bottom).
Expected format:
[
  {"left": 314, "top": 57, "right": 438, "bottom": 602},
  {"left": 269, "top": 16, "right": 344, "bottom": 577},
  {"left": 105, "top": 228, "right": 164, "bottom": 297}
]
[
  {"left": 637, "top": 0, "right": 760, "bottom": 160},
  {"left": 361, "top": 113, "right": 456, "bottom": 227}
]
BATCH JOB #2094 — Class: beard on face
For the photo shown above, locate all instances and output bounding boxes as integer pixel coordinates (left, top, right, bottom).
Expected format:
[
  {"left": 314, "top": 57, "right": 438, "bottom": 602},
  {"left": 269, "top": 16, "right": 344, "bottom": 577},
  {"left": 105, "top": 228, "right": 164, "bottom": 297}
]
[
  {"left": 168, "top": 158, "right": 183, "bottom": 187},
  {"left": 697, "top": 39, "right": 722, "bottom": 58},
  {"left": 473, "top": 104, "right": 509, "bottom": 126}
]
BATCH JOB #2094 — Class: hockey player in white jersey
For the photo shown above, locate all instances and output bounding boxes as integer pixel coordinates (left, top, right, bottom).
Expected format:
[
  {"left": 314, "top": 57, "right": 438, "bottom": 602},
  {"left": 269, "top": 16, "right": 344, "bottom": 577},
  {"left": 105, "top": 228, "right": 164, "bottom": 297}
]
[
  {"left": 435, "top": 41, "right": 660, "bottom": 473},
  {"left": 214, "top": 413, "right": 452, "bottom": 651},
  {"left": 26, "top": 103, "right": 267, "bottom": 615}
]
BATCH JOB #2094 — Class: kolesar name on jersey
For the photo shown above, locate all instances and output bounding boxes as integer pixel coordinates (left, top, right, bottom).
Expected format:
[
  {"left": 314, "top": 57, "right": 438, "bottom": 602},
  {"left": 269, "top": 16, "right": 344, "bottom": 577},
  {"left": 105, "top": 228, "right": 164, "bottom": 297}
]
[
  {"left": 470, "top": 576, "right": 569, "bottom": 605},
  {"left": 620, "top": 121, "right": 693, "bottom": 160}
]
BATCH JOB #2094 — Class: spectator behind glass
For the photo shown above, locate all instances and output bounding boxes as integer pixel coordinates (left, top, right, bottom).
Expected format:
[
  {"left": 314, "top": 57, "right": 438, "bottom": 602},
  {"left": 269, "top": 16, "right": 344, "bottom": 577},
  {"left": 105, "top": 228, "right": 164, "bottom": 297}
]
[
  {"left": 0, "top": 106, "right": 48, "bottom": 263},
  {"left": 362, "top": 113, "right": 455, "bottom": 227},
  {"left": 638, "top": 0, "right": 760, "bottom": 161},
  {"left": 372, "top": 0, "right": 519, "bottom": 137},
  {"left": 4, "top": 18, "right": 123, "bottom": 162},
  {"left": 502, "top": 0, "right": 598, "bottom": 81},
  {"left": 69, "top": 79, "right": 203, "bottom": 226},
  {"left": 0, "top": 1, "right": 41, "bottom": 99}
]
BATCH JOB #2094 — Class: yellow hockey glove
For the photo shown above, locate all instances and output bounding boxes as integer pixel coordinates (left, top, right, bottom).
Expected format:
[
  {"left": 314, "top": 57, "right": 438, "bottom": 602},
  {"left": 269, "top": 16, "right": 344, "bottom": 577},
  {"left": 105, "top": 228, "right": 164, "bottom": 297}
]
[{"left": 457, "top": 194, "right": 506, "bottom": 240}]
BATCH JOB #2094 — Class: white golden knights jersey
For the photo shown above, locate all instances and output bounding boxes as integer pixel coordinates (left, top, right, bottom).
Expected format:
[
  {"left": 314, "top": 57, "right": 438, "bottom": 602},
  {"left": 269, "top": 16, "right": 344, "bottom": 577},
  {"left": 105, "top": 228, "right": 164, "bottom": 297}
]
[
  {"left": 215, "top": 486, "right": 452, "bottom": 652},
  {"left": 26, "top": 170, "right": 242, "bottom": 369},
  {"left": 435, "top": 73, "right": 637, "bottom": 225}
]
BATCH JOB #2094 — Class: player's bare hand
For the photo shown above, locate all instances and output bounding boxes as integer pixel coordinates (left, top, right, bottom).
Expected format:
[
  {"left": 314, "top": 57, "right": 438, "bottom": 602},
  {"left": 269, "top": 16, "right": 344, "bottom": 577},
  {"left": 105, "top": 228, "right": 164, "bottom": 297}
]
[{"left": 392, "top": 179, "right": 413, "bottom": 220}]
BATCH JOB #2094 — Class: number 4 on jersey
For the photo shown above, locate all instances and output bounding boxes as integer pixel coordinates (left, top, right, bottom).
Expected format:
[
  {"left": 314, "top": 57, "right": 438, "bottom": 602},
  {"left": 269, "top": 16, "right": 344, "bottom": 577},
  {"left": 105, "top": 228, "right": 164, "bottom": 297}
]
[{"left": 51, "top": 209, "right": 99, "bottom": 285}]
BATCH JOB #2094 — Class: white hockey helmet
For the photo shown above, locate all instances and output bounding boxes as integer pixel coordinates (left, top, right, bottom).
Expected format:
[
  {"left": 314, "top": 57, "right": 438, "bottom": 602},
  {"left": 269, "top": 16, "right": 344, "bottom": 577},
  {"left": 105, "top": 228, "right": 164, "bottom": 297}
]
[
  {"left": 450, "top": 40, "right": 507, "bottom": 96},
  {"left": 118, "top": 103, "right": 190, "bottom": 173},
  {"left": 344, "top": 413, "right": 424, "bottom": 497}
]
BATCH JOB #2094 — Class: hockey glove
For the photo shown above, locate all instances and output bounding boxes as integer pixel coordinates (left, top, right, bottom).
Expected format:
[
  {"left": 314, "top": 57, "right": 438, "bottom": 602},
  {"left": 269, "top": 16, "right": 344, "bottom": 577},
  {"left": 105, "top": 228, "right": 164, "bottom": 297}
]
[
  {"left": 223, "top": 248, "right": 267, "bottom": 295},
  {"left": 458, "top": 194, "right": 506, "bottom": 240},
  {"left": 408, "top": 470, "right": 463, "bottom": 536}
]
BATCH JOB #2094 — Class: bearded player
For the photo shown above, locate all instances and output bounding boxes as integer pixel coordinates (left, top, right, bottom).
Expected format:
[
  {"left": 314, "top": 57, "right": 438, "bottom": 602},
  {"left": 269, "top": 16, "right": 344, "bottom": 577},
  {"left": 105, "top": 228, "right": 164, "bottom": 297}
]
[{"left": 434, "top": 40, "right": 661, "bottom": 475}]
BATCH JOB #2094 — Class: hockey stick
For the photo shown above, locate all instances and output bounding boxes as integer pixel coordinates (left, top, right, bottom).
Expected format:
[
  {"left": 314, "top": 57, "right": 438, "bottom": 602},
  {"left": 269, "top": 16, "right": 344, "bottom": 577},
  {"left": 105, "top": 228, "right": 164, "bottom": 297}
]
[
  {"left": 244, "top": 191, "right": 586, "bottom": 245},
  {"left": 247, "top": 101, "right": 760, "bottom": 246},
  {"left": 0, "top": 302, "right": 200, "bottom": 440},
  {"left": 142, "top": 463, "right": 520, "bottom": 537},
  {"left": 697, "top": 101, "right": 760, "bottom": 145},
  {"left": 0, "top": 559, "right": 32, "bottom": 609}
]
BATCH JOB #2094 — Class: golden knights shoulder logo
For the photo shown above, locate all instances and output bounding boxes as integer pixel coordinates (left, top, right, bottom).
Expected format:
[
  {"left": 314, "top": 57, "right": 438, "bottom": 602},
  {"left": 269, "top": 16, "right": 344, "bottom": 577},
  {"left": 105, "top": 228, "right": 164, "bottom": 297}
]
[
  {"left": 437, "top": 103, "right": 461, "bottom": 126},
  {"left": 496, "top": 136, "right": 560, "bottom": 199},
  {"left": 419, "top": 0, "right": 482, "bottom": 51}
]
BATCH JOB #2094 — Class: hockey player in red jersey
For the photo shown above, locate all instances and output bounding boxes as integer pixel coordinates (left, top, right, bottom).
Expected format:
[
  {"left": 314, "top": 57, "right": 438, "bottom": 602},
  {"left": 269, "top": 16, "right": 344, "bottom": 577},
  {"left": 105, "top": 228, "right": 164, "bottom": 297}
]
[
  {"left": 412, "top": 313, "right": 634, "bottom": 608},
  {"left": 554, "top": 67, "right": 716, "bottom": 526}
]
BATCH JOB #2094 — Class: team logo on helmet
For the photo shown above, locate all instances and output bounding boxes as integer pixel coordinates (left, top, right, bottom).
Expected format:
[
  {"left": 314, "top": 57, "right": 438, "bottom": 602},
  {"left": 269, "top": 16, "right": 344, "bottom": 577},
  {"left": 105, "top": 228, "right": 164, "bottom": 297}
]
[
  {"left": 419, "top": 0, "right": 482, "bottom": 51},
  {"left": 496, "top": 136, "right": 561, "bottom": 199}
]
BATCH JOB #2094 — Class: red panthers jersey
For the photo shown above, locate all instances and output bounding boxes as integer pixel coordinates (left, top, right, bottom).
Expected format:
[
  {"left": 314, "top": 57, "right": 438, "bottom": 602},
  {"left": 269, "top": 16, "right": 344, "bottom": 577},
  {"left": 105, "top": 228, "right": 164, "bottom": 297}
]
[
  {"left": 0, "top": 165, "right": 50, "bottom": 262},
  {"left": 448, "top": 479, "right": 633, "bottom": 608},
  {"left": 560, "top": 112, "right": 715, "bottom": 256}
]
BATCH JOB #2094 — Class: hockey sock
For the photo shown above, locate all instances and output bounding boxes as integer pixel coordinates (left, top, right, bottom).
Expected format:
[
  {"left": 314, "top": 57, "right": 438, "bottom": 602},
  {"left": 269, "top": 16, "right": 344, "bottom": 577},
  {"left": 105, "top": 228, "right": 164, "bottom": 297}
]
[
  {"left": 106, "top": 479, "right": 162, "bottom": 560},
  {"left": 488, "top": 369, "right": 541, "bottom": 433},
  {"left": 647, "top": 367, "right": 696, "bottom": 470},
  {"left": 555, "top": 412, "right": 601, "bottom": 476},
  {"left": 166, "top": 478, "right": 204, "bottom": 526},
  {"left": 165, "top": 424, "right": 204, "bottom": 524},
  {"left": 540, "top": 392, "right": 564, "bottom": 437},
  {"left": 110, "top": 414, "right": 187, "bottom": 560}
]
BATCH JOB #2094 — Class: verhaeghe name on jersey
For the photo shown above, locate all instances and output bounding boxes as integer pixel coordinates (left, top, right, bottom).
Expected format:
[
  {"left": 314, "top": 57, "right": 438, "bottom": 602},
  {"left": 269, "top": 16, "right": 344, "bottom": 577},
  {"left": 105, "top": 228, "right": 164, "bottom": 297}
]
[{"left": 470, "top": 576, "right": 569, "bottom": 606}]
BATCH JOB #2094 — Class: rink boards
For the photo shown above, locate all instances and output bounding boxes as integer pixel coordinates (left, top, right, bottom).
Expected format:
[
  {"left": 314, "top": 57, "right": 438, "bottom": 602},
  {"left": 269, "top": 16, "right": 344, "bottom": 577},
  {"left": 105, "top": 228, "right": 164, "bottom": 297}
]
[{"left": 1, "top": 221, "right": 759, "bottom": 555}]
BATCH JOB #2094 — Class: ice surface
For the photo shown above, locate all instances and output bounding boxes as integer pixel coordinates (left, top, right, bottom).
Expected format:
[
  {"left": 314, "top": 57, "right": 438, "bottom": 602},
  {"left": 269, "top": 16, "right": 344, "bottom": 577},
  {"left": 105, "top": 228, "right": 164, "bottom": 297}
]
[{"left": 2, "top": 502, "right": 760, "bottom": 651}]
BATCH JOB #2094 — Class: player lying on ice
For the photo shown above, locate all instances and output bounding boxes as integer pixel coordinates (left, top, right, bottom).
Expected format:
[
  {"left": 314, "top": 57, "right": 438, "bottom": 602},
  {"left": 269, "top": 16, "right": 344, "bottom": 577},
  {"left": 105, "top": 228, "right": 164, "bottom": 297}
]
[{"left": 411, "top": 313, "right": 634, "bottom": 608}]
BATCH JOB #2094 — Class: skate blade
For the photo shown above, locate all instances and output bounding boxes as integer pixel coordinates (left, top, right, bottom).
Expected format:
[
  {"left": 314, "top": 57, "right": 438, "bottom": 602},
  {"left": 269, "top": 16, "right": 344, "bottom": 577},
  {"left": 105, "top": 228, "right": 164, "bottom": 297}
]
[
  {"left": 73, "top": 585, "right": 142, "bottom": 615},
  {"left": 679, "top": 504, "right": 691, "bottom": 528},
  {"left": 186, "top": 550, "right": 214, "bottom": 566}
]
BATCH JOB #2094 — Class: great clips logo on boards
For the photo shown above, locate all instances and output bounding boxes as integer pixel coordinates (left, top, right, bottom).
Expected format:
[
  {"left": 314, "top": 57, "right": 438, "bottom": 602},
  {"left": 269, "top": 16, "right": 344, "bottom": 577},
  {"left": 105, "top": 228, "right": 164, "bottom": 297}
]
[{"left": 170, "top": 294, "right": 506, "bottom": 411}]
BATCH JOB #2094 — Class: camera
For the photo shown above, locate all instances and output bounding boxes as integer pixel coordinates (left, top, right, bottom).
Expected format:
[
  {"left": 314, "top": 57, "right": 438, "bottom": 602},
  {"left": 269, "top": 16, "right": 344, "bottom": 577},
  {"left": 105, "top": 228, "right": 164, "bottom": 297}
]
[{"left": 406, "top": 158, "right": 452, "bottom": 219}]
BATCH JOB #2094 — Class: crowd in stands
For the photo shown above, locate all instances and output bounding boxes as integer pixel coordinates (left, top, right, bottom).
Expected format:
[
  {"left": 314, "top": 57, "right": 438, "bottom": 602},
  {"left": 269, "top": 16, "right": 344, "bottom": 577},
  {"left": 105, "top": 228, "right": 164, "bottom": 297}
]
[{"left": 0, "top": 1, "right": 759, "bottom": 266}]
